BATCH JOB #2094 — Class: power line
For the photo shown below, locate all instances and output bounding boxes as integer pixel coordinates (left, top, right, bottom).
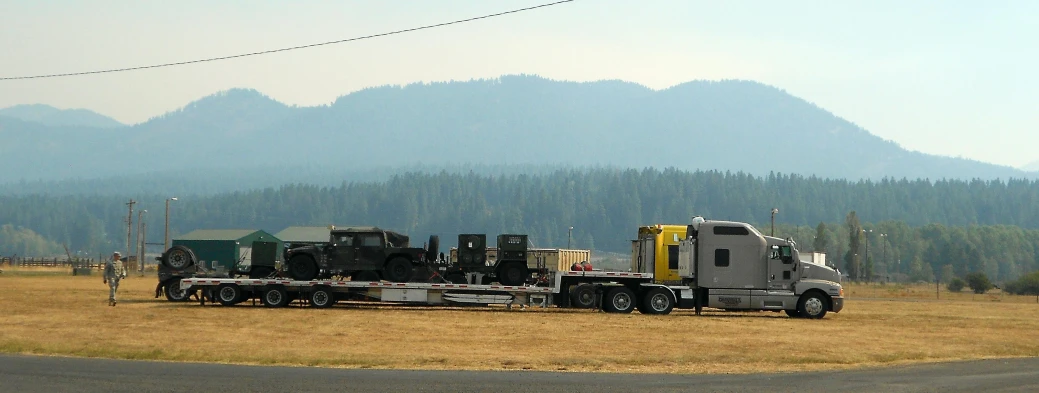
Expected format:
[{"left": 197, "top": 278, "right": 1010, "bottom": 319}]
[{"left": 1, "top": 0, "right": 575, "bottom": 81}]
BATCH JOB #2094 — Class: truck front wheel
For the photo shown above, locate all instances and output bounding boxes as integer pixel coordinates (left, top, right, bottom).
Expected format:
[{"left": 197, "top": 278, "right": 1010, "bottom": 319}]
[
  {"left": 603, "top": 287, "right": 636, "bottom": 313},
  {"left": 640, "top": 287, "right": 675, "bottom": 315},
  {"left": 287, "top": 255, "right": 318, "bottom": 281},
  {"left": 797, "top": 292, "right": 829, "bottom": 319},
  {"left": 383, "top": 257, "right": 413, "bottom": 283}
]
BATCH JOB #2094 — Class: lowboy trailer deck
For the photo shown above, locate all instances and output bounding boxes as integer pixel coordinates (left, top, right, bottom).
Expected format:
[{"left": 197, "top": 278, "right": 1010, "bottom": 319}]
[{"left": 180, "top": 270, "right": 695, "bottom": 314}]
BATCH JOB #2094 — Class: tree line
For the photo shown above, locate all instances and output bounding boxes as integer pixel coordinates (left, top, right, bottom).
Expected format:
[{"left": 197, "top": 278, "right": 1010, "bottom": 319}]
[{"left": 2, "top": 168, "right": 1039, "bottom": 281}]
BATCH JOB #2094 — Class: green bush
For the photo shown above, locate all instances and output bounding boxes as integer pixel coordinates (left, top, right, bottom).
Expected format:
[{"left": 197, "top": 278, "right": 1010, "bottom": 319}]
[
  {"left": 964, "top": 272, "right": 994, "bottom": 294},
  {"left": 947, "top": 278, "right": 966, "bottom": 292},
  {"left": 1004, "top": 271, "right": 1039, "bottom": 295}
]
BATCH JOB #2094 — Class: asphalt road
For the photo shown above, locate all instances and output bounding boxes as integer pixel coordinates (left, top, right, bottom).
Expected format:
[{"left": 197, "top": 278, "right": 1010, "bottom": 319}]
[{"left": 1, "top": 354, "right": 1038, "bottom": 393}]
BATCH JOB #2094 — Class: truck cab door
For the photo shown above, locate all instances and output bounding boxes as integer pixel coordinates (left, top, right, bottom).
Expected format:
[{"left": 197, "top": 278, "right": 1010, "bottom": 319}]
[
  {"left": 354, "top": 233, "right": 385, "bottom": 271},
  {"left": 331, "top": 234, "right": 357, "bottom": 270},
  {"left": 767, "top": 245, "right": 797, "bottom": 290}
]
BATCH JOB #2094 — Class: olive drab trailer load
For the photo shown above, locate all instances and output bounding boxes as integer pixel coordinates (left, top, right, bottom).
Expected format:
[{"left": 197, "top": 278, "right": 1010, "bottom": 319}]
[
  {"left": 676, "top": 217, "right": 845, "bottom": 318},
  {"left": 155, "top": 229, "right": 282, "bottom": 302}
]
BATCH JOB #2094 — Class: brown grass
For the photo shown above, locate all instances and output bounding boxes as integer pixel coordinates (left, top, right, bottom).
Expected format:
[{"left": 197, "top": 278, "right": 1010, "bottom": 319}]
[{"left": 1, "top": 269, "right": 1038, "bottom": 373}]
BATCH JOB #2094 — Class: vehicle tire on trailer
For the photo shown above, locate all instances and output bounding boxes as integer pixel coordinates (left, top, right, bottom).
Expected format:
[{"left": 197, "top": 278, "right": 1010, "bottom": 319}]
[
  {"left": 569, "top": 284, "right": 597, "bottom": 309},
  {"left": 425, "top": 235, "right": 440, "bottom": 262},
  {"left": 249, "top": 266, "right": 275, "bottom": 279},
  {"left": 382, "top": 257, "right": 413, "bottom": 283},
  {"left": 445, "top": 274, "right": 467, "bottom": 284},
  {"left": 352, "top": 270, "right": 380, "bottom": 282},
  {"left": 310, "top": 286, "right": 335, "bottom": 309},
  {"left": 497, "top": 262, "right": 528, "bottom": 286},
  {"left": 785, "top": 309, "right": 802, "bottom": 318},
  {"left": 163, "top": 279, "right": 193, "bottom": 302},
  {"left": 216, "top": 283, "right": 243, "bottom": 306},
  {"left": 603, "top": 287, "right": 636, "bottom": 314},
  {"left": 797, "top": 291, "right": 829, "bottom": 319},
  {"left": 639, "top": 287, "right": 675, "bottom": 315},
  {"left": 262, "top": 286, "right": 290, "bottom": 308},
  {"left": 287, "top": 255, "right": 318, "bottom": 281},
  {"left": 162, "top": 245, "right": 196, "bottom": 270}
]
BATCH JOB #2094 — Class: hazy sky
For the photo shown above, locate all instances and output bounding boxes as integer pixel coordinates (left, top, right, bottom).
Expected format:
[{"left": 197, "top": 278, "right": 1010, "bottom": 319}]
[{"left": 2, "top": 0, "right": 1036, "bottom": 167}]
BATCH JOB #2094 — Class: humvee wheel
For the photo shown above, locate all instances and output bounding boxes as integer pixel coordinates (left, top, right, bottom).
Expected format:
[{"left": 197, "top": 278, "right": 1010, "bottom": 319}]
[
  {"left": 287, "top": 255, "right": 318, "bottom": 281},
  {"left": 163, "top": 246, "right": 195, "bottom": 270},
  {"left": 498, "top": 262, "right": 528, "bottom": 286},
  {"left": 383, "top": 257, "right": 413, "bottom": 283}
]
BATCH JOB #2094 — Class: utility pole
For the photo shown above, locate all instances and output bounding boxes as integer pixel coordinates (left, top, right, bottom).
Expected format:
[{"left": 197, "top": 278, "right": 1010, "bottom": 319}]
[
  {"left": 136, "top": 210, "right": 147, "bottom": 274},
  {"left": 125, "top": 199, "right": 136, "bottom": 258},
  {"left": 140, "top": 220, "right": 147, "bottom": 274}
]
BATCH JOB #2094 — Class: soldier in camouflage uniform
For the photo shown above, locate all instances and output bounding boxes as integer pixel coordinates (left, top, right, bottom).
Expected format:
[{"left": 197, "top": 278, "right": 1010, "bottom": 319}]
[{"left": 104, "top": 251, "right": 127, "bottom": 306}]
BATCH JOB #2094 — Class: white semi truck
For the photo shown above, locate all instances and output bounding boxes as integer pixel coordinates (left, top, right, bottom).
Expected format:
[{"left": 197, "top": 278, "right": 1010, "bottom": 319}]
[{"left": 179, "top": 217, "right": 844, "bottom": 318}]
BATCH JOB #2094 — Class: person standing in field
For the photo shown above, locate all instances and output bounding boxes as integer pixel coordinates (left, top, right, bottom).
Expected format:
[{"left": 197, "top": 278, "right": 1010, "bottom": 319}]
[{"left": 104, "top": 251, "right": 127, "bottom": 306}]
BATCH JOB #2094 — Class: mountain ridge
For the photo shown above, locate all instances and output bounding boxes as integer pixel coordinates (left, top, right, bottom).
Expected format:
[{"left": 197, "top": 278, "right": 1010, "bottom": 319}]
[{"left": 0, "top": 75, "right": 1030, "bottom": 183}]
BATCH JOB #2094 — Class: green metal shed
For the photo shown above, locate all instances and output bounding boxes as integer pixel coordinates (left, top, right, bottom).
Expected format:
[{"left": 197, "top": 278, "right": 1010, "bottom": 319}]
[{"left": 172, "top": 229, "right": 283, "bottom": 273}]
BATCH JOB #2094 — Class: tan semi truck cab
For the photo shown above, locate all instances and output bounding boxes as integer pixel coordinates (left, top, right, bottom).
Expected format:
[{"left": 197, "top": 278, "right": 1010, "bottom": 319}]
[{"left": 676, "top": 217, "right": 844, "bottom": 318}]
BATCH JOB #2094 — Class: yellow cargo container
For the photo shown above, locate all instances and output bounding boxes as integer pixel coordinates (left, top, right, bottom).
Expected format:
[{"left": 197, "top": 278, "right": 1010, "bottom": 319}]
[
  {"left": 631, "top": 224, "right": 687, "bottom": 283},
  {"left": 449, "top": 247, "right": 591, "bottom": 272}
]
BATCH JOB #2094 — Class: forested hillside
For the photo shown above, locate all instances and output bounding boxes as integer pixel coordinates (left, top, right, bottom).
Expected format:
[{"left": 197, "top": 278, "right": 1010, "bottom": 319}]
[
  {"left": 1, "top": 76, "right": 1032, "bottom": 182},
  {"left": 2, "top": 168, "right": 1038, "bottom": 280}
]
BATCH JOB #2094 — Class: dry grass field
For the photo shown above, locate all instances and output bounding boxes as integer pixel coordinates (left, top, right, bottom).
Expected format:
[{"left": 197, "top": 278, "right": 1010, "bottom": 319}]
[{"left": 1, "top": 267, "right": 1038, "bottom": 374}]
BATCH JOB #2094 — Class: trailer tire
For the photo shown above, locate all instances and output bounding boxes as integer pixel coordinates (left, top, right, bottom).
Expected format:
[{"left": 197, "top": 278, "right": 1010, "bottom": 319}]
[
  {"left": 287, "top": 255, "right": 318, "bottom": 281},
  {"left": 797, "top": 291, "right": 829, "bottom": 319},
  {"left": 603, "top": 287, "right": 636, "bottom": 314},
  {"left": 498, "top": 262, "right": 528, "bottom": 286},
  {"left": 216, "top": 284, "right": 243, "bottom": 306},
  {"left": 383, "top": 257, "right": 413, "bottom": 283},
  {"left": 425, "top": 235, "right": 440, "bottom": 262},
  {"left": 570, "top": 284, "right": 597, "bottom": 309},
  {"left": 249, "top": 266, "right": 275, "bottom": 279},
  {"left": 162, "top": 245, "right": 196, "bottom": 270},
  {"left": 640, "top": 287, "right": 675, "bottom": 315},
  {"left": 352, "top": 270, "right": 380, "bottom": 282},
  {"left": 262, "top": 286, "right": 290, "bottom": 308},
  {"left": 163, "top": 279, "right": 193, "bottom": 302},
  {"left": 310, "top": 287, "right": 335, "bottom": 308}
]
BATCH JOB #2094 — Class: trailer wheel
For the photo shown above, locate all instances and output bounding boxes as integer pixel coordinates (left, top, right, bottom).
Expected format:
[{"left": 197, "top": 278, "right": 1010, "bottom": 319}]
[
  {"left": 216, "top": 284, "right": 243, "bottom": 306},
  {"left": 287, "top": 255, "right": 318, "bottom": 281},
  {"left": 249, "top": 266, "right": 275, "bottom": 279},
  {"left": 352, "top": 270, "right": 380, "bottom": 282},
  {"left": 383, "top": 257, "right": 413, "bottom": 283},
  {"left": 603, "top": 287, "right": 636, "bottom": 314},
  {"left": 570, "top": 284, "right": 597, "bottom": 309},
  {"left": 162, "top": 246, "right": 196, "bottom": 270},
  {"left": 163, "top": 279, "right": 193, "bottom": 302},
  {"left": 640, "top": 287, "right": 675, "bottom": 315},
  {"left": 262, "top": 286, "right": 290, "bottom": 308},
  {"left": 785, "top": 309, "right": 802, "bottom": 318},
  {"left": 797, "top": 291, "right": 828, "bottom": 319},
  {"left": 498, "top": 262, "right": 528, "bottom": 286},
  {"left": 310, "top": 287, "right": 335, "bottom": 308}
]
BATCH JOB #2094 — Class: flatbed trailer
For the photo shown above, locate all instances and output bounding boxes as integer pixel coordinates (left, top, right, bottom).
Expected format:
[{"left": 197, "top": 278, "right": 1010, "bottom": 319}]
[{"left": 180, "top": 270, "right": 696, "bottom": 314}]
